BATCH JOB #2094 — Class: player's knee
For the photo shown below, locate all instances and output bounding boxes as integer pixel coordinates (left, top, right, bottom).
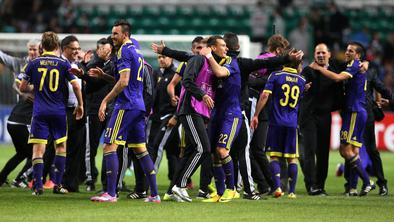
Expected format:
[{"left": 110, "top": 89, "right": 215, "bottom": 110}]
[
  {"left": 216, "top": 147, "right": 229, "bottom": 159},
  {"left": 103, "top": 143, "right": 117, "bottom": 153}
]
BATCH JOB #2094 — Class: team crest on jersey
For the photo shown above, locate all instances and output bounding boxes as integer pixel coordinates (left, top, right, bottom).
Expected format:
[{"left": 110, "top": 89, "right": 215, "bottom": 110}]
[{"left": 118, "top": 135, "right": 123, "bottom": 140}]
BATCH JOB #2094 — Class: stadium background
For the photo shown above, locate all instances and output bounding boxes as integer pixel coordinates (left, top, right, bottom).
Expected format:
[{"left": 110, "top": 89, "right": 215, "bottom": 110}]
[{"left": 0, "top": 0, "right": 394, "bottom": 150}]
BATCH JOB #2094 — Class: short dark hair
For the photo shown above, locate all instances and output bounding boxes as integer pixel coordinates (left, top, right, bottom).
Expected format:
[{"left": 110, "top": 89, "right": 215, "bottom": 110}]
[
  {"left": 348, "top": 41, "right": 365, "bottom": 59},
  {"left": 283, "top": 48, "right": 302, "bottom": 69},
  {"left": 114, "top": 19, "right": 132, "bottom": 36},
  {"left": 61, "top": 35, "right": 79, "bottom": 50},
  {"left": 97, "top": 38, "right": 109, "bottom": 46},
  {"left": 41, "top": 31, "right": 59, "bottom": 51},
  {"left": 207, "top": 35, "right": 224, "bottom": 47},
  {"left": 192, "top": 36, "right": 204, "bottom": 44},
  {"left": 223, "top": 32, "right": 239, "bottom": 51}
]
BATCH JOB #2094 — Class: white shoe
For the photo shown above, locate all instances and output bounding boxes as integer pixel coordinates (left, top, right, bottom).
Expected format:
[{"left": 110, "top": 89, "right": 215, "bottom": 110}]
[{"left": 172, "top": 186, "right": 192, "bottom": 202}]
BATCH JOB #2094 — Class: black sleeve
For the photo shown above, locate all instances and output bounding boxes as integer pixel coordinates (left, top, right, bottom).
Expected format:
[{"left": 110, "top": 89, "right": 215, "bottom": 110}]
[
  {"left": 238, "top": 56, "right": 290, "bottom": 75},
  {"left": 248, "top": 74, "right": 268, "bottom": 90},
  {"left": 182, "top": 55, "right": 205, "bottom": 101},
  {"left": 371, "top": 72, "right": 392, "bottom": 100},
  {"left": 162, "top": 47, "right": 194, "bottom": 62}
]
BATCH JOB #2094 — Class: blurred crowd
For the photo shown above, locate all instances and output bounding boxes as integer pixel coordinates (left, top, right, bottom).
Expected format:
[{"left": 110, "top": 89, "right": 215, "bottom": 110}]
[{"left": 1, "top": 0, "right": 393, "bottom": 93}]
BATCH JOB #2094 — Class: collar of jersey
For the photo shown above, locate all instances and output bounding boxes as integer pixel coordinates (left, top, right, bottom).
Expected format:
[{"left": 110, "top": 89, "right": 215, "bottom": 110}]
[
  {"left": 42, "top": 51, "right": 56, "bottom": 56},
  {"left": 282, "top": 67, "right": 298, "bottom": 73},
  {"left": 121, "top": 39, "right": 133, "bottom": 46}
]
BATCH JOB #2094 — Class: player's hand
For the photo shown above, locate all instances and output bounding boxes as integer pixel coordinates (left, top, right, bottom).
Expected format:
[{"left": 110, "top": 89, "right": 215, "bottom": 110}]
[
  {"left": 304, "top": 82, "right": 312, "bottom": 92},
  {"left": 170, "top": 95, "right": 179, "bottom": 106},
  {"left": 200, "top": 47, "right": 212, "bottom": 57},
  {"left": 69, "top": 67, "right": 84, "bottom": 78},
  {"left": 377, "top": 98, "right": 390, "bottom": 108},
  {"left": 359, "top": 61, "right": 369, "bottom": 73},
  {"left": 83, "top": 50, "right": 94, "bottom": 63},
  {"left": 88, "top": 67, "right": 104, "bottom": 78},
  {"left": 289, "top": 49, "right": 304, "bottom": 61},
  {"left": 203, "top": 94, "right": 214, "bottom": 109},
  {"left": 21, "top": 93, "right": 34, "bottom": 103},
  {"left": 167, "top": 116, "right": 177, "bottom": 127},
  {"left": 98, "top": 101, "right": 107, "bottom": 122},
  {"left": 309, "top": 62, "right": 321, "bottom": 71},
  {"left": 250, "top": 116, "right": 259, "bottom": 130},
  {"left": 151, "top": 40, "right": 165, "bottom": 54},
  {"left": 74, "top": 105, "right": 84, "bottom": 120}
]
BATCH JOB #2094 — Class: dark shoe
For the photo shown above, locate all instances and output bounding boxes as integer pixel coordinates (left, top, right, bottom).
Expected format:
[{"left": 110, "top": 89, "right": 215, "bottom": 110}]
[
  {"left": 243, "top": 192, "right": 262, "bottom": 200},
  {"left": 359, "top": 185, "right": 372, "bottom": 196},
  {"left": 86, "top": 183, "right": 96, "bottom": 192},
  {"left": 196, "top": 189, "right": 210, "bottom": 199},
  {"left": 127, "top": 191, "right": 147, "bottom": 199},
  {"left": 379, "top": 185, "right": 388, "bottom": 196},
  {"left": 53, "top": 185, "right": 69, "bottom": 194},
  {"left": 32, "top": 189, "right": 44, "bottom": 196}
]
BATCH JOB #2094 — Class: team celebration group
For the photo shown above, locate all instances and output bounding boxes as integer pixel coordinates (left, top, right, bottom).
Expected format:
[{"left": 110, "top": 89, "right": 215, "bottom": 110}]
[{"left": 0, "top": 19, "right": 390, "bottom": 203}]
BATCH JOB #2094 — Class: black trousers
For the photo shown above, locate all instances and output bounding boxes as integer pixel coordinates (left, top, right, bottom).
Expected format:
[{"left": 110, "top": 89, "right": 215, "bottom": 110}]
[
  {"left": 230, "top": 113, "right": 255, "bottom": 194},
  {"left": 147, "top": 116, "right": 180, "bottom": 181},
  {"left": 364, "top": 120, "right": 387, "bottom": 187},
  {"left": 174, "top": 114, "right": 210, "bottom": 188},
  {"left": 299, "top": 112, "right": 331, "bottom": 191},
  {"left": 63, "top": 108, "right": 86, "bottom": 192},
  {"left": 85, "top": 114, "right": 107, "bottom": 185},
  {"left": 0, "top": 124, "right": 32, "bottom": 185},
  {"left": 250, "top": 119, "right": 274, "bottom": 192}
]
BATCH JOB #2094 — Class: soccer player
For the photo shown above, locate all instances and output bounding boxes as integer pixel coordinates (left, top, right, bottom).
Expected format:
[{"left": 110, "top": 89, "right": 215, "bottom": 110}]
[
  {"left": 19, "top": 31, "right": 84, "bottom": 196},
  {"left": 200, "top": 37, "right": 242, "bottom": 203},
  {"left": 309, "top": 42, "right": 373, "bottom": 196},
  {"left": 250, "top": 55, "right": 306, "bottom": 199},
  {"left": 170, "top": 36, "right": 228, "bottom": 202},
  {"left": 90, "top": 20, "right": 159, "bottom": 203}
]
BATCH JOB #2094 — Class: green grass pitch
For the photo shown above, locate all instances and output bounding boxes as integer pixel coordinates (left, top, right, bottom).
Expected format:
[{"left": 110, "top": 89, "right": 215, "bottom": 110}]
[{"left": 0, "top": 144, "right": 394, "bottom": 222}]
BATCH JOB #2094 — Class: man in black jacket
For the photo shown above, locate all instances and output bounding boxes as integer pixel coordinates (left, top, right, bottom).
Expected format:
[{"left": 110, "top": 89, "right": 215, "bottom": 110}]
[{"left": 298, "top": 43, "right": 344, "bottom": 195}]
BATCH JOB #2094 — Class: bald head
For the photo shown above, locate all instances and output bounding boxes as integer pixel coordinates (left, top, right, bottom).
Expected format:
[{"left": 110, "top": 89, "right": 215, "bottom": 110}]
[{"left": 314, "top": 43, "right": 331, "bottom": 66}]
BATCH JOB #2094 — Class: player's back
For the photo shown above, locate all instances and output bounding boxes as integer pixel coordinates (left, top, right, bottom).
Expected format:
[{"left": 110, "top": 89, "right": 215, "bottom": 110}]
[
  {"left": 25, "top": 52, "right": 75, "bottom": 115},
  {"left": 265, "top": 67, "right": 306, "bottom": 127},
  {"left": 114, "top": 40, "right": 145, "bottom": 111}
]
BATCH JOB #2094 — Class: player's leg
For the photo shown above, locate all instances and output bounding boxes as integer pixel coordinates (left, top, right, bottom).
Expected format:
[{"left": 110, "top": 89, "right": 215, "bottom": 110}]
[
  {"left": 127, "top": 110, "right": 159, "bottom": 202},
  {"left": 266, "top": 125, "right": 285, "bottom": 198},
  {"left": 287, "top": 157, "right": 298, "bottom": 199},
  {"left": 29, "top": 115, "right": 50, "bottom": 195}
]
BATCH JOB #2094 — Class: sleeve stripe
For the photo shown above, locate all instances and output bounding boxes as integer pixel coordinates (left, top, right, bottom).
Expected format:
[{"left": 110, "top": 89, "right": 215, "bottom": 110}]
[
  {"left": 263, "top": 89, "right": 272, "bottom": 94},
  {"left": 341, "top": 71, "right": 353, "bottom": 78},
  {"left": 119, "top": 68, "right": 131, "bottom": 74},
  {"left": 15, "top": 79, "right": 21, "bottom": 83},
  {"left": 69, "top": 79, "right": 78, "bottom": 83},
  {"left": 224, "top": 67, "right": 230, "bottom": 76}
]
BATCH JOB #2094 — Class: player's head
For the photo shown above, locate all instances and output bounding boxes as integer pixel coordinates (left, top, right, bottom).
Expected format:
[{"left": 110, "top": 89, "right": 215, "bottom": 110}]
[
  {"left": 345, "top": 41, "right": 365, "bottom": 62},
  {"left": 26, "top": 39, "right": 40, "bottom": 60},
  {"left": 41, "top": 31, "right": 60, "bottom": 52},
  {"left": 191, "top": 36, "right": 205, "bottom": 55},
  {"left": 267, "top": 34, "right": 289, "bottom": 56},
  {"left": 223, "top": 32, "right": 240, "bottom": 52},
  {"left": 284, "top": 48, "right": 303, "bottom": 72},
  {"left": 61, "top": 35, "right": 80, "bottom": 62},
  {"left": 314, "top": 43, "right": 331, "bottom": 66},
  {"left": 157, "top": 54, "right": 173, "bottom": 69},
  {"left": 96, "top": 38, "right": 113, "bottom": 60},
  {"left": 207, "top": 35, "right": 227, "bottom": 58},
  {"left": 112, "top": 19, "right": 131, "bottom": 47}
]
